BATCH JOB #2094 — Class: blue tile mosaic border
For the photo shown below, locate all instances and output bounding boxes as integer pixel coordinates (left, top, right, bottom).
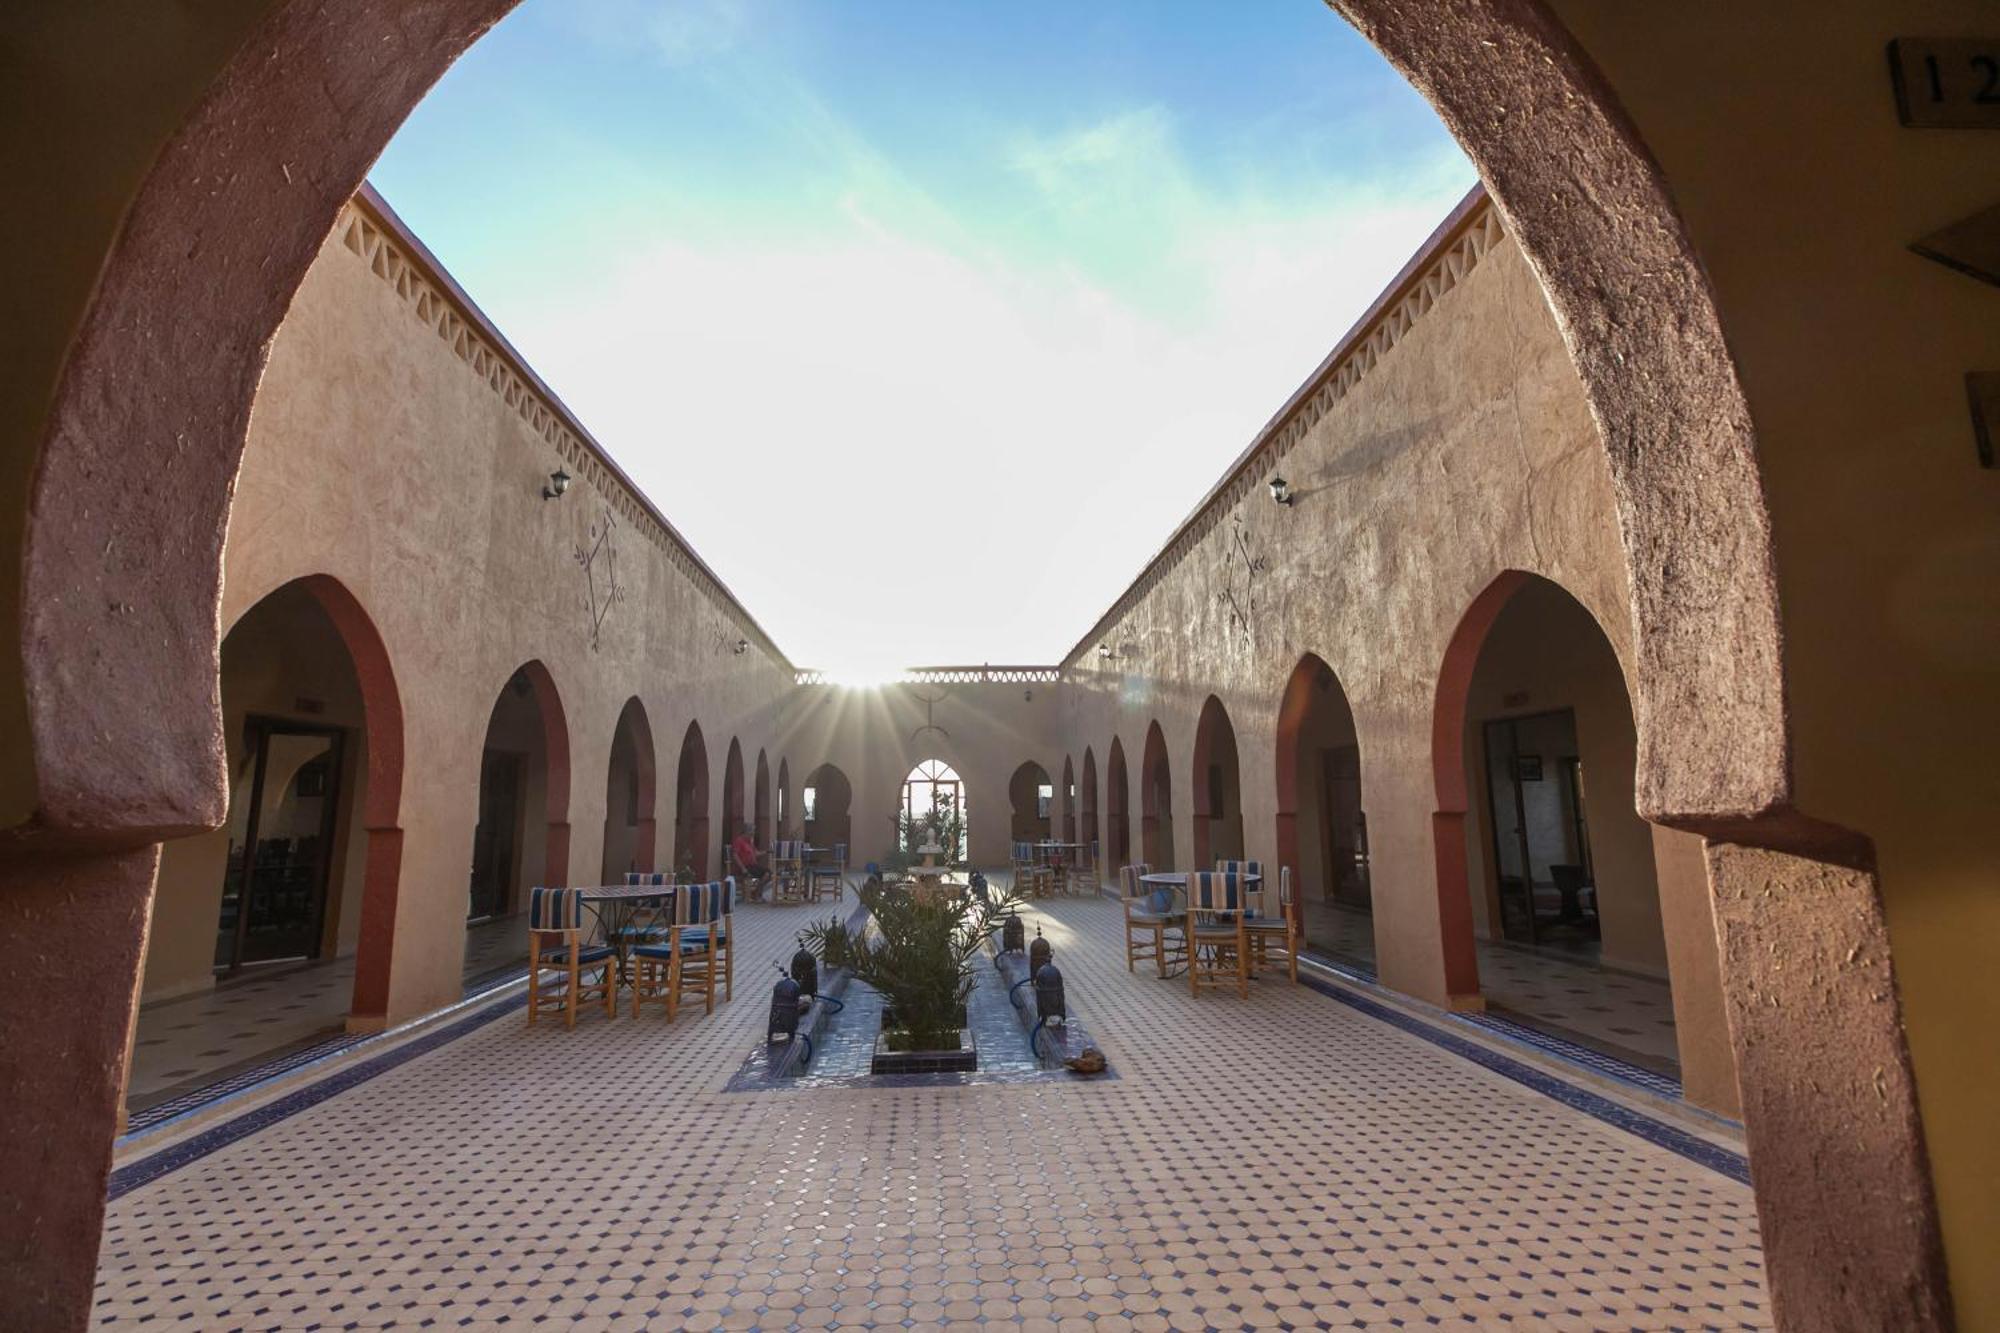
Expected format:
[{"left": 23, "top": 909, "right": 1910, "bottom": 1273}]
[
  {"left": 1295, "top": 971, "right": 1748, "bottom": 1184},
  {"left": 121, "top": 966, "right": 530, "bottom": 1138},
  {"left": 1454, "top": 1007, "right": 1683, "bottom": 1099},
  {"left": 108, "top": 992, "right": 527, "bottom": 1202}
]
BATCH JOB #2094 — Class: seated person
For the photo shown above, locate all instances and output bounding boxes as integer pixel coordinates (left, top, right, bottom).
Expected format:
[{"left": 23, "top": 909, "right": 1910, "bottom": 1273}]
[{"left": 729, "top": 823, "right": 770, "bottom": 895}]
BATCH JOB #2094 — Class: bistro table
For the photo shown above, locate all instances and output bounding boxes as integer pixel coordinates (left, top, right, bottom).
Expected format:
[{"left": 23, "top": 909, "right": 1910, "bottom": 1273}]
[
  {"left": 1137, "top": 870, "right": 1263, "bottom": 977},
  {"left": 580, "top": 883, "right": 676, "bottom": 985},
  {"left": 1035, "top": 841, "right": 1085, "bottom": 892}
]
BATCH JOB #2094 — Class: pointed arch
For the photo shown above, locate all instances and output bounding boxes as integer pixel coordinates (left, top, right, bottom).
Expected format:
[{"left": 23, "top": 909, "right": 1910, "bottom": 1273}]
[
  {"left": 1191, "top": 695, "right": 1243, "bottom": 867},
  {"left": 601, "top": 697, "right": 657, "bottom": 880},
  {"left": 754, "top": 749, "right": 772, "bottom": 847},
  {"left": 674, "top": 721, "right": 710, "bottom": 879}
]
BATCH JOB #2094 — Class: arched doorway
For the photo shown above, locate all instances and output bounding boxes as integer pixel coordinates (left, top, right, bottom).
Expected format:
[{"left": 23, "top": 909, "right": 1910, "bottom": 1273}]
[
  {"left": 1008, "top": 761, "right": 1053, "bottom": 843},
  {"left": 1060, "top": 756, "right": 1078, "bottom": 845},
  {"left": 802, "top": 764, "right": 852, "bottom": 855},
  {"left": 776, "top": 758, "right": 791, "bottom": 836},
  {"left": 1191, "top": 697, "right": 1244, "bottom": 867},
  {"left": 133, "top": 575, "right": 404, "bottom": 1107},
  {"left": 4, "top": 4, "right": 1954, "bottom": 1324},
  {"left": 1434, "top": 573, "right": 1705, "bottom": 1087},
  {"left": 1276, "top": 655, "right": 1370, "bottom": 970},
  {"left": 721, "top": 737, "right": 745, "bottom": 865},
  {"left": 600, "top": 697, "right": 656, "bottom": 883},
  {"left": 673, "top": 721, "right": 710, "bottom": 880},
  {"left": 466, "top": 660, "right": 568, "bottom": 983},
  {"left": 1140, "top": 721, "right": 1175, "bottom": 871},
  {"left": 754, "top": 749, "right": 772, "bottom": 848},
  {"left": 1080, "top": 748, "right": 1101, "bottom": 859},
  {"left": 1105, "top": 739, "right": 1131, "bottom": 867},
  {"left": 900, "top": 759, "right": 968, "bottom": 862}
]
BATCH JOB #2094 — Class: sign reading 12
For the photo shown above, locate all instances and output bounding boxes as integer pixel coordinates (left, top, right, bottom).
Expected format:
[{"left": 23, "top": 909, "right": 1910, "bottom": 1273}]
[{"left": 1890, "top": 38, "right": 2000, "bottom": 129}]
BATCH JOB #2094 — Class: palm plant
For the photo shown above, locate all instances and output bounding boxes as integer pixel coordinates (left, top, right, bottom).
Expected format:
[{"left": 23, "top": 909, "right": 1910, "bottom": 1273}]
[{"left": 854, "top": 877, "right": 1018, "bottom": 1051}]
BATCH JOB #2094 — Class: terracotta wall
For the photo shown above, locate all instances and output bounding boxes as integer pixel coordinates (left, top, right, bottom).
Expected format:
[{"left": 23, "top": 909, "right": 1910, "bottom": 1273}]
[{"left": 190, "top": 195, "right": 797, "bottom": 1025}]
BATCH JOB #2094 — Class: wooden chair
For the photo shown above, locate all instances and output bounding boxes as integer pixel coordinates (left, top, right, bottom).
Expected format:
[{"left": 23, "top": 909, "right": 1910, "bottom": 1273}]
[
  {"left": 772, "top": 840, "right": 805, "bottom": 901},
  {"left": 1120, "top": 863, "right": 1182, "bottom": 977},
  {"left": 632, "top": 877, "right": 734, "bottom": 1021},
  {"left": 809, "top": 842, "right": 846, "bottom": 902},
  {"left": 1070, "top": 839, "right": 1101, "bottom": 895},
  {"left": 1187, "top": 870, "right": 1251, "bottom": 999},
  {"left": 526, "top": 886, "right": 616, "bottom": 1028},
  {"left": 616, "top": 872, "right": 674, "bottom": 946},
  {"left": 1012, "top": 840, "right": 1055, "bottom": 898},
  {"left": 1244, "top": 864, "right": 1301, "bottom": 984},
  {"left": 1215, "top": 858, "right": 1262, "bottom": 879}
]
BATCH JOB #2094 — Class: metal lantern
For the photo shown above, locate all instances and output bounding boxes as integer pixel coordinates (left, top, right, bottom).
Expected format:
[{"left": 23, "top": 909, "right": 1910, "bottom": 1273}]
[
  {"left": 1028, "top": 930, "right": 1052, "bottom": 978},
  {"left": 1002, "top": 913, "right": 1025, "bottom": 955},
  {"left": 768, "top": 972, "right": 802, "bottom": 1043},
  {"left": 1034, "top": 962, "right": 1067, "bottom": 1024},
  {"left": 790, "top": 946, "right": 819, "bottom": 998}
]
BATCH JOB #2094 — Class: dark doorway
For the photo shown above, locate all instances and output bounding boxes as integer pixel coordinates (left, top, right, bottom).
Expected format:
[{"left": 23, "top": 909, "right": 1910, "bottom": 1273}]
[
  {"left": 469, "top": 749, "right": 523, "bottom": 920},
  {"left": 1481, "top": 708, "right": 1597, "bottom": 950},
  {"left": 213, "top": 717, "right": 346, "bottom": 970}
]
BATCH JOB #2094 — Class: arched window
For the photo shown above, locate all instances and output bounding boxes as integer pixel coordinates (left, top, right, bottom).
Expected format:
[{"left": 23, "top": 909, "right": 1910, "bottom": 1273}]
[{"left": 901, "top": 759, "right": 968, "bottom": 860}]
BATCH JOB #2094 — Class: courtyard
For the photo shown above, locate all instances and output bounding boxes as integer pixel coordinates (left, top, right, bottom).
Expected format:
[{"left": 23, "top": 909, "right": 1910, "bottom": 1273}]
[{"left": 98, "top": 894, "right": 1764, "bottom": 1332}]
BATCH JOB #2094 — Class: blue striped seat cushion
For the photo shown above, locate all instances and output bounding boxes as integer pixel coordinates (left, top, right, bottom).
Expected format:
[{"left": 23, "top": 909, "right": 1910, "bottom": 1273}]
[
  {"left": 633, "top": 931, "right": 715, "bottom": 958},
  {"left": 539, "top": 944, "right": 615, "bottom": 964}
]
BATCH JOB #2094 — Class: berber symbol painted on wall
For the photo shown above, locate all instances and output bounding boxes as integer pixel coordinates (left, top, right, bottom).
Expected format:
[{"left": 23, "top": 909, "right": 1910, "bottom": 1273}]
[{"left": 576, "top": 504, "right": 626, "bottom": 651}]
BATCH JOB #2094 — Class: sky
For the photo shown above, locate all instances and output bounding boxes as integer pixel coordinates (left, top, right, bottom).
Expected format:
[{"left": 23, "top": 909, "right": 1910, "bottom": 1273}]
[{"left": 371, "top": 0, "right": 1474, "bottom": 679}]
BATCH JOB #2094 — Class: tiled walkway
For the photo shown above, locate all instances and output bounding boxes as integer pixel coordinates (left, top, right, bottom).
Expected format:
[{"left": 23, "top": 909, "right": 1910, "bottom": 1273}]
[
  {"left": 128, "top": 918, "right": 530, "bottom": 1110},
  {"left": 1303, "top": 904, "right": 1681, "bottom": 1075},
  {"left": 97, "top": 897, "right": 1768, "bottom": 1331}
]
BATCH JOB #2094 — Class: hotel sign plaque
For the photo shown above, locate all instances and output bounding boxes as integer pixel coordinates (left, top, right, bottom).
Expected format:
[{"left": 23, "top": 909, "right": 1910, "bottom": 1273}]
[{"left": 1890, "top": 38, "right": 2000, "bottom": 128}]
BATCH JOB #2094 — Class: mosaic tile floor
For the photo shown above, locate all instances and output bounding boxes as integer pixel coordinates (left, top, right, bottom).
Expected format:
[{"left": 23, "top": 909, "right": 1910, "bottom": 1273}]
[
  {"left": 98, "top": 895, "right": 1767, "bottom": 1330},
  {"left": 128, "top": 917, "right": 529, "bottom": 1110},
  {"left": 1299, "top": 903, "right": 1680, "bottom": 1074}
]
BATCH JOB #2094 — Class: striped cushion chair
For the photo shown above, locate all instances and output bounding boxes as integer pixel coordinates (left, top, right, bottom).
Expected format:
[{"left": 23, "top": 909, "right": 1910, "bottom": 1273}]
[
  {"left": 1215, "top": 859, "right": 1263, "bottom": 880},
  {"left": 1186, "top": 870, "right": 1251, "bottom": 999},
  {"left": 1120, "top": 863, "right": 1182, "bottom": 977},
  {"left": 1070, "top": 839, "right": 1101, "bottom": 895},
  {"left": 1012, "top": 841, "right": 1055, "bottom": 898},
  {"left": 617, "top": 871, "right": 674, "bottom": 944},
  {"left": 526, "top": 886, "right": 616, "bottom": 1029},
  {"left": 632, "top": 877, "right": 734, "bottom": 1020},
  {"left": 1244, "top": 864, "right": 1301, "bottom": 984},
  {"left": 772, "top": 840, "right": 805, "bottom": 901}
]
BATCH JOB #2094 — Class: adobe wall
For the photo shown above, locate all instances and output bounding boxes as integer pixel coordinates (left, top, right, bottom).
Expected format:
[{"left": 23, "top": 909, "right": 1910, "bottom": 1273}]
[{"left": 160, "top": 195, "right": 799, "bottom": 1024}]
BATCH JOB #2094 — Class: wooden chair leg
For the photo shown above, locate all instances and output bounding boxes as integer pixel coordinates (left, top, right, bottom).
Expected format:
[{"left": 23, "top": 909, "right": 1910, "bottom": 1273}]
[
  {"left": 565, "top": 946, "right": 580, "bottom": 1029},
  {"left": 526, "top": 934, "right": 541, "bottom": 1026}
]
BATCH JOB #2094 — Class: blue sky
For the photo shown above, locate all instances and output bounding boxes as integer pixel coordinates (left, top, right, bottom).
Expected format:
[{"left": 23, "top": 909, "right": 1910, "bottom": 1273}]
[{"left": 372, "top": 0, "right": 1473, "bottom": 677}]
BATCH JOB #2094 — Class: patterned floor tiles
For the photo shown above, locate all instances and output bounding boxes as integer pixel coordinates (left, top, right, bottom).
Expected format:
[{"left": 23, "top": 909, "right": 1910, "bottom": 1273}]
[
  {"left": 96, "top": 896, "right": 1769, "bottom": 1331},
  {"left": 129, "top": 918, "right": 532, "bottom": 1112}
]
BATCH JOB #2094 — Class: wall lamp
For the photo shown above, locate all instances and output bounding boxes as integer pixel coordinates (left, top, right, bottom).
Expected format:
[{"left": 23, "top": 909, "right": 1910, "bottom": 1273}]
[
  {"left": 733, "top": 638, "right": 748, "bottom": 655},
  {"left": 542, "top": 467, "right": 572, "bottom": 501},
  {"left": 1097, "top": 643, "right": 1113, "bottom": 659},
  {"left": 1268, "top": 475, "right": 1294, "bottom": 506}
]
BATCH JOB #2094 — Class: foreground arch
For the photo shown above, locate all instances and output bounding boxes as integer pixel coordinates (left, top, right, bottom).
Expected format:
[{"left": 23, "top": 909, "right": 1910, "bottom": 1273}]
[
  {"left": 0, "top": 1, "right": 1955, "bottom": 1328},
  {"left": 600, "top": 697, "right": 657, "bottom": 881}
]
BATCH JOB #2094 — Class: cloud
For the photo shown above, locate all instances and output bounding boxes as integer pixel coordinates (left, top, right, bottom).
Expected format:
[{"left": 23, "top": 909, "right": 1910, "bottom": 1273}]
[{"left": 563, "top": 0, "right": 755, "bottom": 67}]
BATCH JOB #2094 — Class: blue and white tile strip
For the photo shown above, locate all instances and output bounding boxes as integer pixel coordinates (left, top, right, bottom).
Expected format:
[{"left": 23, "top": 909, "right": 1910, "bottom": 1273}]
[
  {"left": 1294, "top": 966, "right": 1748, "bottom": 1184},
  {"left": 115, "top": 967, "right": 529, "bottom": 1146}
]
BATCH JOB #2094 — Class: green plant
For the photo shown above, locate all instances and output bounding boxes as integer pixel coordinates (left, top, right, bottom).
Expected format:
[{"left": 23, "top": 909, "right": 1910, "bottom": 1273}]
[
  {"left": 894, "top": 789, "right": 967, "bottom": 866},
  {"left": 797, "top": 914, "right": 855, "bottom": 971},
  {"left": 853, "top": 878, "right": 1018, "bottom": 1051}
]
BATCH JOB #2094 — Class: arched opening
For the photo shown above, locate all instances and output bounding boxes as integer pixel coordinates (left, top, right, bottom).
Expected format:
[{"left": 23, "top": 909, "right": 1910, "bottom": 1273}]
[
  {"left": 466, "top": 660, "right": 568, "bottom": 986},
  {"left": 900, "top": 759, "right": 968, "bottom": 862},
  {"left": 1105, "top": 739, "right": 1131, "bottom": 867},
  {"left": 776, "top": 758, "right": 791, "bottom": 836},
  {"left": 1060, "top": 756, "right": 1078, "bottom": 846},
  {"left": 673, "top": 721, "right": 710, "bottom": 880},
  {"left": 802, "top": 764, "right": 852, "bottom": 856},
  {"left": 1275, "top": 654, "right": 1371, "bottom": 970},
  {"left": 1080, "top": 748, "right": 1101, "bottom": 859},
  {"left": 721, "top": 737, "right": 745, "bottom": 866},
  {"left": 1008, "top": 761, "right": 1053, "bottom": 843},
  {"left": 1191, "top": 696, "right": 1244, "bottom": 867},
  {"left": 132, "top": 575, "right": 404, "bottom": 1110},
  {"left": 600, "top": 697, "right": 656, "bottom": 883},
  {"left": 754, "top": 749, "right": 772, "bottom": 848},
  {"left": 1435, "top": 572, "right": 1704, "bottom": 1085},
  {"left": 1140, "top": 721, "right": 1175, "bottom": 871}
]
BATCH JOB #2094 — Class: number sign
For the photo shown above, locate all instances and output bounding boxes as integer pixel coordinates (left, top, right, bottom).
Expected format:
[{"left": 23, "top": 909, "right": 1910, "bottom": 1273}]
[{"left": 1890, "top": 38, "right": 2000, "bottom": 128}]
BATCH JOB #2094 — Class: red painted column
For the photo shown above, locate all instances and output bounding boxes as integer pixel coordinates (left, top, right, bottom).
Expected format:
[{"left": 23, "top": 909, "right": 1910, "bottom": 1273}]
[
  {"left": 1430, "top": 811, "right": 1483, "bottom": 1007},
  {"left": 0, "top": 843, "right": 159, "bottom": 1333},
  {"left": 347, "top": 825, "right": 404, "bottom": 1029}
]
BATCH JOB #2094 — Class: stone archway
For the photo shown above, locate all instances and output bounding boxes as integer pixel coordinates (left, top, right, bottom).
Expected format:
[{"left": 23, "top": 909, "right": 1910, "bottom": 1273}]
[
  {"left": 673, "top": 721, "right": 710, "bottom": 880},
  {"left": 1079, "top": 748, "right": 1100, "bottom": 861},
  {"left": 1140, "top": 721, "right": 1174, "bottom": 871},
  {"left": 0, "top": 2, "right": 1948, "bottom": 1328},
  {"left": 721, "top": 737, "right": 745, "bottom": 867},
  {"left": 600, "top": 697, "right": 657, "bottom": 882},
  {"left": 754, "top": 750, "right": 772, "bottom": 848},
  {"left": 1105, "top": 738, "right": 1131, "bottom": 868},
  {"left": 1190, "top": 696, "right": 1243, "bottom": 868},
  {"left": 1274, "top": 654, "right": 1368, "bottom": 970}
]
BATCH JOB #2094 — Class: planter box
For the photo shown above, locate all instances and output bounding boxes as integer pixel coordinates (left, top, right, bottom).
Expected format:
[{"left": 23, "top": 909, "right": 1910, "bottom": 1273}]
[{"left": 872, "top": 1007, "right": 977, "bottom": 1074}]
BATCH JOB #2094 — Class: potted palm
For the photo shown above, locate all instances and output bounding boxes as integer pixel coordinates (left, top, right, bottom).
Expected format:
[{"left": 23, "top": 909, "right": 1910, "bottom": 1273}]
[{"left": 854, "top": 876, "right": 1017, "bottom": 1072}]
